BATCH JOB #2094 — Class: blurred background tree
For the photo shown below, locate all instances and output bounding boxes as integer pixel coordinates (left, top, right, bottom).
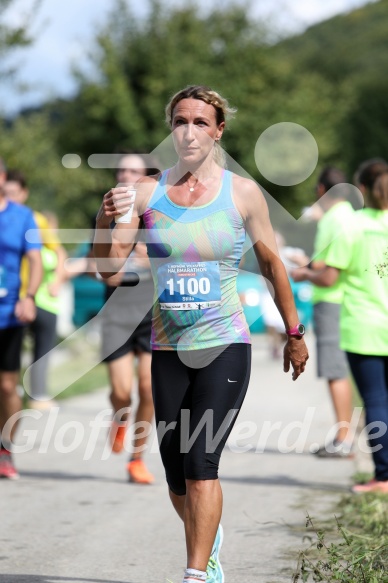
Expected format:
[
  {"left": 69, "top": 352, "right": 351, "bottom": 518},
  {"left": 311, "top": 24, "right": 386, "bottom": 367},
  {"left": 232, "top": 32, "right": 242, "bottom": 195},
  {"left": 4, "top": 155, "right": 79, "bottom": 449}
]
[
  {"left": 0, "top": 0, "right": 40, "bottom": 77},
  {"left": 0, "top": 0, "right": 102, "bottom": 228},
  {"left": 1, "top": 0, "right": 388, "bottom": 232},
  {"left": 49, "top": 0, "right": 344, "bottom": 219},
  {"left": 0, "top": 113, "right": 102, "bottom": 228}
]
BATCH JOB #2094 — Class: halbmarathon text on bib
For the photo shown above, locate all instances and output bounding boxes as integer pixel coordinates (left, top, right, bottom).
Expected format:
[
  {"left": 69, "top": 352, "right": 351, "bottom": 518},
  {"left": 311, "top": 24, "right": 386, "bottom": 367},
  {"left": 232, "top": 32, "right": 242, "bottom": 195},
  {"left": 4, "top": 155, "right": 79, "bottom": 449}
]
[{"left": 157, "top": 261, "right": 221, "bottom": 310}]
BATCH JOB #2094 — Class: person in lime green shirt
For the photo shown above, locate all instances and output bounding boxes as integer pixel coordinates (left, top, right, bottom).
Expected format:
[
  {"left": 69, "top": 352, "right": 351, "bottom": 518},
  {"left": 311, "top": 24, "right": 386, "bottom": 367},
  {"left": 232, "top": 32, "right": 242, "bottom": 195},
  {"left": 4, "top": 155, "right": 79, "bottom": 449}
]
[
  {"left": 294, "top": 159, "right": 388, "bottom": 494},
  {"left": 295, "top": 167, "right": 354, "bottom": 458}
]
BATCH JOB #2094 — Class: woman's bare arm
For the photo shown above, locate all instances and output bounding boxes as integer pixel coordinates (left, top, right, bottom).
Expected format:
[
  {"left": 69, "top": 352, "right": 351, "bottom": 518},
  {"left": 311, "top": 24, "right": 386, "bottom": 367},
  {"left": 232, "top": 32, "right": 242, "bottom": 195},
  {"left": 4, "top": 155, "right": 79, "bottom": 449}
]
[
  {"left": 93, "top": 176, "right": 157, "bottom": 278},
  {"left": 234, "top": 176, "right": 309, "bottom": 380}
]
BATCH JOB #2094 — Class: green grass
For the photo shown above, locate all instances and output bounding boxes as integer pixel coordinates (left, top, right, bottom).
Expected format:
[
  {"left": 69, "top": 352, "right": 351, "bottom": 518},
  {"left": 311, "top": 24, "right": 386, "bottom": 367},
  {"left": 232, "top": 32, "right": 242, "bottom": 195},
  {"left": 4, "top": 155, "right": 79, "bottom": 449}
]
[
  {"left": 51, "top": 362, "right": 108, "bottom": 400},
  {"left": 293, "top": 494, "right": 388, "bottom": 582},
  {"left": 22, "top": 332, "right": 109, "bottom": 402},
  {"left": 48, "top": 336, "right": 109, "bottom": 400},
  {"left": 352, "top": 472, "right": 374, "bottom": 486}
]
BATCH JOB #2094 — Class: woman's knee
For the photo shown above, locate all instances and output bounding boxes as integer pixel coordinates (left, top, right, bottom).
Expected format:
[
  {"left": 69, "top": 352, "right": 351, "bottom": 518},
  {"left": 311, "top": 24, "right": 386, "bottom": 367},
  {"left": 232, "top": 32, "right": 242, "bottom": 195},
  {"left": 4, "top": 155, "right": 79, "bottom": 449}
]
[
  {"left": 184, "top": 448, "right": 219, "bottom": 481},
  {"left": 159, "top": 439, "right": 186, "bottom": 495},
  {"left": 166, "top": 474, "right": 186, "bottom": 496}
]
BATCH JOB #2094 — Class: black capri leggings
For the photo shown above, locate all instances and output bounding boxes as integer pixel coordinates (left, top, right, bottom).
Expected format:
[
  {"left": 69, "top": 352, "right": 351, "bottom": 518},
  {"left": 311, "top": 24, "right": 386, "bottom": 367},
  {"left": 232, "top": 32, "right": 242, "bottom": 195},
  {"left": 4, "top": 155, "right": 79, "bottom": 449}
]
[{"left": 151, "top": 343, "right": 251, "bottom": 495}]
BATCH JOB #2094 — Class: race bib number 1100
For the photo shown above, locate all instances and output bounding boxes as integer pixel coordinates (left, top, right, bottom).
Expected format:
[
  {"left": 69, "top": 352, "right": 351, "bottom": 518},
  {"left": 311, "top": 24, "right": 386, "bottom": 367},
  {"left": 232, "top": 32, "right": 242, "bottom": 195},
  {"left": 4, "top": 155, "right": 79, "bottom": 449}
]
[{"left": 157, "top": 261, "right": 221, "bottom": 310}]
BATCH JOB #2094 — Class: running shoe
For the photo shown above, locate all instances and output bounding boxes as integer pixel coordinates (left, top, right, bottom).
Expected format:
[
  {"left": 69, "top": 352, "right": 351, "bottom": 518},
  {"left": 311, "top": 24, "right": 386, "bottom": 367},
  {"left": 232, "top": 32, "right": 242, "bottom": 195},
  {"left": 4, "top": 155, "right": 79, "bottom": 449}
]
[
  {"left": 127, "top": 458, "right": 155, "bottom": 484},
  {"left": 0, "top": 449, "right": 19, "bottom": 480},
  {"left": 206, "top": 524, "right": 224, "bottom": 583},
  {"left": 352, "top": 479, "right": 388, "bottom": 494},
  {"left": 312, "top": 439, "right": 354, "bottom": 459},
  {"left": 109, "top": 420, "right": 128, "bottom": 453}
]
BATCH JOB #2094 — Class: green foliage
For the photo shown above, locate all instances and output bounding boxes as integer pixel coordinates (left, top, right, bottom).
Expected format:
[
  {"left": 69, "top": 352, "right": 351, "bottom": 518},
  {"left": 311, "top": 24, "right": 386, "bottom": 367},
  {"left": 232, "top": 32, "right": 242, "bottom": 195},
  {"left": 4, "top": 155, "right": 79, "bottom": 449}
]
[
  {"left": 54, "top": 1, "right": 274, "bottom": 155},
  {"left": 0, "top": 0, "right": 42, "bottom": 77},
  {"left": 338, "top": 75, "right": 388, "bottom": 173},
  {"left": 294, "top": 498, "right": 388, "bottom": 582},
  {"left": 3, "top": 0, "right": 388, "bottom": 226},
  {"left": 276, "top": 0, "right": 388, "bottom": 83},
  {"left": 52, "top": 0, "right": 344, "bottom": 216},
  {"left": 0, "top": 113, "right": 105, "bottom": 228},
  {"left": 276, "top": 0, "right": 388, "bottom": 178}
]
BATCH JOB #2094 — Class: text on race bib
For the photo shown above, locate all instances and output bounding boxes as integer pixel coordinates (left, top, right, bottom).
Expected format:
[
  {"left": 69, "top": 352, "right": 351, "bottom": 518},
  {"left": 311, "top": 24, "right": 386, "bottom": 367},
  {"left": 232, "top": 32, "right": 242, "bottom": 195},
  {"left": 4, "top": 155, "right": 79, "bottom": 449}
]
[{"left": 157, "top": 261, "right": 221, "bottom": 310}]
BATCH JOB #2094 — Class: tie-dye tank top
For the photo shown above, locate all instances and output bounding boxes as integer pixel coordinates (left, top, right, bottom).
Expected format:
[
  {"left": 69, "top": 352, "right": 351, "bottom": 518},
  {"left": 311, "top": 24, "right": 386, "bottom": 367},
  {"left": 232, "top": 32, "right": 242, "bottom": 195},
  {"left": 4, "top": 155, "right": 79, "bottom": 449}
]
[{"left": 142, "top": 169, "right": 251, "bottom": 350}]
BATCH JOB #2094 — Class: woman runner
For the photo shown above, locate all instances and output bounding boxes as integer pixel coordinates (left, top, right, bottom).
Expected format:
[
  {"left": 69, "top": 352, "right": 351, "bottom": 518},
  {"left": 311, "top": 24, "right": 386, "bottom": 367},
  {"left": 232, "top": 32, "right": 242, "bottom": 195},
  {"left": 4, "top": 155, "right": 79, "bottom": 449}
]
[{"left": 94, "top": 85, "right": 309, "bottom": 583}]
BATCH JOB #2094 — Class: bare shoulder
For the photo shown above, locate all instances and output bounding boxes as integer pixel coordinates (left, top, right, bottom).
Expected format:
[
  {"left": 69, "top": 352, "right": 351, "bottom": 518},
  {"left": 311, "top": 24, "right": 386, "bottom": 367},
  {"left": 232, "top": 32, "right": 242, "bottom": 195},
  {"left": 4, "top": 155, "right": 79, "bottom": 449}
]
[
  {"left": 231, "top": 173, "right": 267, "bottom": 221},
  {"left": 136, "top": 173, "right": 161, "bottom": 216}
]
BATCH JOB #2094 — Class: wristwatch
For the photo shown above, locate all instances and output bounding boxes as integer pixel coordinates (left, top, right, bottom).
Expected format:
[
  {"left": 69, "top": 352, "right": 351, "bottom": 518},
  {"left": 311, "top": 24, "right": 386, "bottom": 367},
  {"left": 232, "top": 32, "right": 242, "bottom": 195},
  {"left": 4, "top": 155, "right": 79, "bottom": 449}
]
[{"left": 286, "top": 323, "right": 305, "bottom": 337}]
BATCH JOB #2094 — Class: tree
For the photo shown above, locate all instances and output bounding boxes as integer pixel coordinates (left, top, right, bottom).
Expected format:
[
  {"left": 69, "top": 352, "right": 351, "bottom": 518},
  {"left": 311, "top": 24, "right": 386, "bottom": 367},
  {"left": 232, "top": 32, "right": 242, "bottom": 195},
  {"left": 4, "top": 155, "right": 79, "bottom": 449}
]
[
  {"left": 0, "top": 0, "right": 41, "bottom": 78},
  {"left": 0, "top": 1, "right": 105, "bottom": 229},
  {"left": 52, "top": 0, "right": 338, "bottom": 216},
  {"left": 339, "top": 75, "right": 388, "bottom": 174},
  {"left": 52, "top": 1, "right": 275, "bottom": 155},
  {"left": 8, "top": 0, "right": 384, "bottom": 231},
  {"left": 0, "top": 113, "right": 104, "bottom": 229}
]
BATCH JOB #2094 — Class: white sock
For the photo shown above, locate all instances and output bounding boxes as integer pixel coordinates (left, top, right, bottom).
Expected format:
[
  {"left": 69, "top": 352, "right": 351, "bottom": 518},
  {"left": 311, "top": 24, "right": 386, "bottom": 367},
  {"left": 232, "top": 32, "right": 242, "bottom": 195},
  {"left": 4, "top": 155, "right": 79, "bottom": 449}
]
[{"left": 182, "top": 568, "right": 207, "bottom": 582}]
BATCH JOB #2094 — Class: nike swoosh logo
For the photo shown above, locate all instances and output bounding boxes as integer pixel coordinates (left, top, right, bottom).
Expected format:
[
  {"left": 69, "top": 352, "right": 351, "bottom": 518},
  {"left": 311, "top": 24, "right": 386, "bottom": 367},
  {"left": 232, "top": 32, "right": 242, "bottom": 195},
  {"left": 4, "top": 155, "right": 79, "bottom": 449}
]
[
  {"left": 234, "top": 327, "right": 245, "bottom": 333},
  {"left": 228, "top": 379, "right": 238, "bottom": 383}
]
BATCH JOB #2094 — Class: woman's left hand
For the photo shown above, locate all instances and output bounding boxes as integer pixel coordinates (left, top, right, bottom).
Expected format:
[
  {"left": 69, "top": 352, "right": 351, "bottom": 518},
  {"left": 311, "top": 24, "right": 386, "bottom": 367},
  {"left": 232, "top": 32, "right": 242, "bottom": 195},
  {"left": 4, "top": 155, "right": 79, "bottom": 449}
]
[{"left": 283, "top": 337, "right": 309, "bottom": 381}]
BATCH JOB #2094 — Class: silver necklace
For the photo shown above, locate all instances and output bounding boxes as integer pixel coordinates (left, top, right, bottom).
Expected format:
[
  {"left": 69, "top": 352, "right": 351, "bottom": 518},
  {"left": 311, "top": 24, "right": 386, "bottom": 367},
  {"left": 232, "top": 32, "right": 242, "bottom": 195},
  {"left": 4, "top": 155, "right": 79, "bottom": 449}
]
[{"left": 187, "top": 179, "right": 199, "bottom": 192}]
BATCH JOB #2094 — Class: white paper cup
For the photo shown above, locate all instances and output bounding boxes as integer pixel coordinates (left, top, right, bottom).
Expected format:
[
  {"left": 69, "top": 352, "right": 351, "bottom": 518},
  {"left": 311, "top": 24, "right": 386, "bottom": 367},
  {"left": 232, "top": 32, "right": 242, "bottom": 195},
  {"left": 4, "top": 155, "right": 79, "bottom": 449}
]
[{"left": 115, "top": 188, "right": 137, "bottom": 223}]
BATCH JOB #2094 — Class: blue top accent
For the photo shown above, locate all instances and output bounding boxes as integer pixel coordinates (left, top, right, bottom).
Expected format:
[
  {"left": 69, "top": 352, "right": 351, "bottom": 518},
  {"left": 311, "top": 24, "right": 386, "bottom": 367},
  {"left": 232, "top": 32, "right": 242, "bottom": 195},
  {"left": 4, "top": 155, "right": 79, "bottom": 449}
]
[
  {"left": 143, "top": 167, "right": 251, "bottom": 350},
  {"left": 148, "top": 169, "right": 235, "bottom": 223},
  {"left": 0, "top": 201, "right": 41, "bottom": 328}
]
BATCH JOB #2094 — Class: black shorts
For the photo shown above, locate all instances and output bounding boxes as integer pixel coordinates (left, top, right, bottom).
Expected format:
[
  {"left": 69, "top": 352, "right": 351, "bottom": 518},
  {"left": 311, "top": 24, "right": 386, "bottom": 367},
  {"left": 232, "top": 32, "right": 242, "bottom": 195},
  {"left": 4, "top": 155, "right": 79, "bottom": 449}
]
[
  {"left": 101, "top": 281, "right": 153, "bottom": 362},
  {"left": 0, "top": 326, "right": 24, "bottom": 372},
  {"left": 152, "top": 343, "right": 252, "bottom": 495}
]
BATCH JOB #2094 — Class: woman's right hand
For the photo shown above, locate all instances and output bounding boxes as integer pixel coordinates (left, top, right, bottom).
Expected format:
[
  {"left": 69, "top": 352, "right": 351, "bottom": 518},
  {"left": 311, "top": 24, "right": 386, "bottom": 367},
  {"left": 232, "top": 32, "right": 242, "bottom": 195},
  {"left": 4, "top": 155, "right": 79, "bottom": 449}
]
[{"left": 96, "top": 186, "right": 136, "bottom": 225}]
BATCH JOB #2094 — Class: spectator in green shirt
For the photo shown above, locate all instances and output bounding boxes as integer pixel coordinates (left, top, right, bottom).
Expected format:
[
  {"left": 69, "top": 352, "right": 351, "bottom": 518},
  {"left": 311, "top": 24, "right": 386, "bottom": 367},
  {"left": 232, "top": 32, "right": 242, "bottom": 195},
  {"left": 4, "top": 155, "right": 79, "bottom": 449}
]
[
  {"left": 294, "top": 159, "right": 388, "bottom": 493},
  {"left": 294, "top": 167, "right": 354, "bottom": 458}
]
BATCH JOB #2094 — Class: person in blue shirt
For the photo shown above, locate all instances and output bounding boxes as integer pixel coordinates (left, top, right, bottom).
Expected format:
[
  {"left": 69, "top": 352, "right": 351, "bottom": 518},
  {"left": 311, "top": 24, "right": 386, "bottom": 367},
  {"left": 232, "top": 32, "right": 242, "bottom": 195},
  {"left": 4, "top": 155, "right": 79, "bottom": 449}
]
[{"left": 0, "top": 157, "right": 42, "bottom": 479}]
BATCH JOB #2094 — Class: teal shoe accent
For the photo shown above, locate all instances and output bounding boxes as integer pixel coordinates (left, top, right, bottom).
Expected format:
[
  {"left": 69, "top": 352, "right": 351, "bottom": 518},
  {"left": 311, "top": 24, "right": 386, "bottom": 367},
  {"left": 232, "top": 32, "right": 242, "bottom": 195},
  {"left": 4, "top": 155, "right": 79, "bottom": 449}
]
[{"left": 206, "top": 524, "right": 224, "bottom": 582}]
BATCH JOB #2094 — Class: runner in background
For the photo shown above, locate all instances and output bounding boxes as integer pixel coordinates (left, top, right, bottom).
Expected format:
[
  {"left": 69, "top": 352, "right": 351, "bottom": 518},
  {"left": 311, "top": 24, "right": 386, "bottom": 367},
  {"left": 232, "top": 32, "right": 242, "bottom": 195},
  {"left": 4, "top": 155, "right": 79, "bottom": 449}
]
[
  {"left": 4, "top": 170, "right": 67, "bottom": 410},
  {"left": 0, "top": 158, "right": 42, "bottom": 479},
  {"left": 99, "top": 152, "right": 158, "bottom": 484}
]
